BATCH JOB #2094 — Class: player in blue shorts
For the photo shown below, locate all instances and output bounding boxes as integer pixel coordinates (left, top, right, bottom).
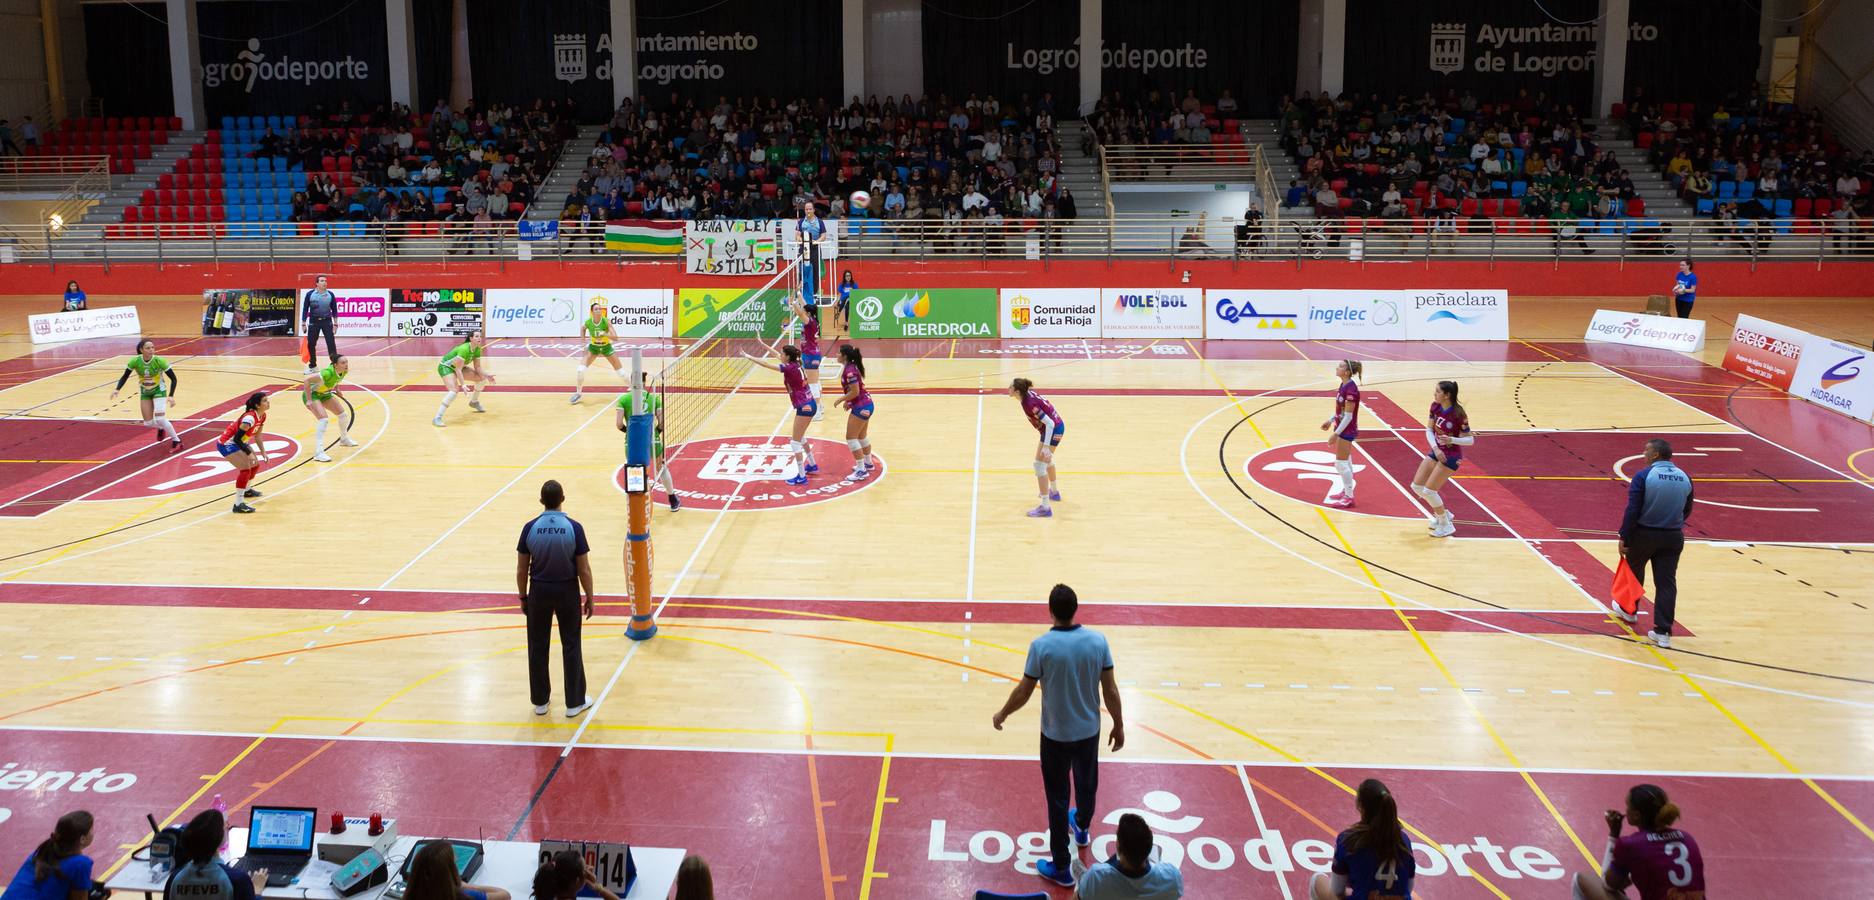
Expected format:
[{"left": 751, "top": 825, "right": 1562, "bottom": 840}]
[
  {"left": 835, "top": 270, "right": 856, "bottom": 335},
  {"left": 1312, "top": 778, "right": 1415, "bottom": 900},
  {"left": 836, "top": 344, "right": 878, "bottom": 480},
  {"left": 1411, "top": 380, "right": 1474, "bottom": 538},
  {"left": 1010, "top": 377, "right": 1063, "bottom": 517},
  {"left": 786, "top": 294, "right": 825, "bottom": 421},
  {"left": 742, "top": 345, "right": 819, "bottom": 485},
  {"left": 1321, "top": 359, "right": 1363, "bottom": 508}
]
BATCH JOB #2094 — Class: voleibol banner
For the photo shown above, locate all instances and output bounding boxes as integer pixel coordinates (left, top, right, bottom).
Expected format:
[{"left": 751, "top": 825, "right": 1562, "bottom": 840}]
[
  {"left": 1100, "top": 288, "right": 1203, "bottom": 339},
  {"left": 686, "top": 220, "right": 783, "bottom": 276}
]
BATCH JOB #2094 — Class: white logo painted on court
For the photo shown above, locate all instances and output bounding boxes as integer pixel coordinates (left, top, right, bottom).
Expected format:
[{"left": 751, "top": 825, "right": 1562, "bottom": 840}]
[
  {"left": 697, "top": 442, "right": 800, "bottom": 483},
  {"left": 1260, "top": 448, "right": 1367, "bottom": 485}
]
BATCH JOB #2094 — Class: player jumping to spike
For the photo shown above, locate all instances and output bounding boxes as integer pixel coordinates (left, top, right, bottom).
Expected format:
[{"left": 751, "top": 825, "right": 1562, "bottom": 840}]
[
  {"left": 110, "top": 338, "right": 182, "bottom": 450},
  {"left": 1010, "top": 378, "right": 1063, "bottom": 518},
  {"left": 742, "top": 345, "right": 819, "bottom": 485},
  {"left": 616, "top": 372, "right": 679, "bottom": 511},
  {"left": 1321, "top": 359, "right": 1363, "bottom": 508},
  {"left": 434, "top": 332, "right": 495, "bottom": 427},
  {"left": 572, "top": 301, "right": 627, "bottom": 404},
  {"left": 303, "top": 355, "right": 358, "bottom": 462},
  {"left": 1411, "top": 380, "right": 1473, "bottom": 537},
  {"left": 836, "top": 344, "right": 877, "bottom": 480}
]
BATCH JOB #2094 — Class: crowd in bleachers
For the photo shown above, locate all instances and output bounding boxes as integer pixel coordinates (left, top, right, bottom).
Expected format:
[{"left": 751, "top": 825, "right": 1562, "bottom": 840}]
[
  {"left": 1083, "top": 87, "right": 1246, "bottom": 149},
  {"left": 119, "top": 98, "right": 573, "bottom": 240},
  {"left": 559, "top": 93, "right": 1076, "bottom": 227},
  {"left": 1626, "top": 97, "right": 1872, "bottom": 232}
]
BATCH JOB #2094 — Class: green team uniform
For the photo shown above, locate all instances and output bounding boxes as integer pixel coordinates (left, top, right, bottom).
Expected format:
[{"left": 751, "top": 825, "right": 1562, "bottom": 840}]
[
  {"left": 305, "top": 365, "right": 345, "bottom": 404},
  {"left": 616, "top": 390, "right": 664, "bottom": 458},
  {"left": 437, "top": 341, "right": 483, "bottom": 378},
  {"left": 126, "top": 355, "right": 170, "bottom": 400},
  {"left": 585, "top": 315, "right": 615, "bottom": 356}
]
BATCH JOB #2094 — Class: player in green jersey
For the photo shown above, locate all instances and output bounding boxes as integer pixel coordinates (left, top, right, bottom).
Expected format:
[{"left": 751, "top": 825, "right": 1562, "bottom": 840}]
[
  {"left": 433, "top": 332, "right": 495, "bottom": 427},
  {"left": 302, "top": 355, "right": 358, "bottom": 462},
  {"left": 571, "top": 301, "right": 628, "bottom": 404},
  {"left": 614, "top": 372, "right": 678, "bottom": 510},
  {"left": 109, "top": 337, "right": 182, "bottom": 449}
]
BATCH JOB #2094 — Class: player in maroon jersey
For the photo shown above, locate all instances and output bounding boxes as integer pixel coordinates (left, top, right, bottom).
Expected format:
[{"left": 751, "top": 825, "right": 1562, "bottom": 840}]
[
  {"left": 1320, "top": 360, "right": 1363, "bottom": 507},
  {"left": 1572, "top": 784, "right": 1706, "bottom": 900},
  {"left": 1411, "top": 380, "right": 1474, "bottom": 538},
  {"left": 742, "top": 344, "right": 819, "bottom": 485},
  {"left": 1010, "top": 378, "right": 1063, "bottom": 518}
]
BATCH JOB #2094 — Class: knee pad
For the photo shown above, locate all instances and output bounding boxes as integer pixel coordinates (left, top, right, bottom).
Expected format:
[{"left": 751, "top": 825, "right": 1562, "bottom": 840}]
[
  {"left": 1034, "top": 460, "right": 1050, "bottom": 477},
  {"left": 789, "top": 440, "right": 804, "bottom": 455},
  {"left": 1411, "top": 484, "right": 1433, "bottom": 501},
  {"left": 1335, "top": 459, "right": 1353, "bottom": 477},
  {"left": 847, "top": 439, "right": 864, "bottom": 452},
  {"left": 576, "top": 364, "right": 588, "bottom": 374},
  {"left": 1423, "top": 489, "right": 1443, "bottom": 507}
]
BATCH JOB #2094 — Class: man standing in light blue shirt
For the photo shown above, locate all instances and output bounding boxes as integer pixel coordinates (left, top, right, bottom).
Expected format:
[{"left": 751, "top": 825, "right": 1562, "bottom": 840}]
[
  {"left": 1617, "top": 439, "right": 1695, "bottom": 648},
  {"left": 993, "top": 584, "right": 1125, "bottom": 889}
]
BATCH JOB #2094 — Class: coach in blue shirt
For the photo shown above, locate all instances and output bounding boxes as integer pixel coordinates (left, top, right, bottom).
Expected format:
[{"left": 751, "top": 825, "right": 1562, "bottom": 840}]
[
  {"left": 993, "top": 584, "right": 1125, "bottom": 889},
  {"left": 518, "top": 480, "right": 595, "bottom": 717},
  {"left": 1618, "top": 439, "right": 1695, "bottom": 648}
]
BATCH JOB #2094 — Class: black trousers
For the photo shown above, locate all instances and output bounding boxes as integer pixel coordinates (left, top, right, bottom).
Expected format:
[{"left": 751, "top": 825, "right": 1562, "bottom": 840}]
[
  {"left": 1625, "top": 527, "right": 1685, "bottom": 632},
  {"left": 1674, "top": 298, "right": 1694, "bottom": 319},
  {"left": 1041, "top": 734, "right": 1099, "bottom": 870},
  {"left": 305, "top": 316, "right": 338, "bottom": 364},
  {"left": 525, "top": 581, "right": 587, "bottom": 708}
]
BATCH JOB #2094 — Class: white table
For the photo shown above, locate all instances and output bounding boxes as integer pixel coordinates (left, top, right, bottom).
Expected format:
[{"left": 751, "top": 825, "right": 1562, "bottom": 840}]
[{"left": 108, "top": 828, "right": 684, "bottom": 900}]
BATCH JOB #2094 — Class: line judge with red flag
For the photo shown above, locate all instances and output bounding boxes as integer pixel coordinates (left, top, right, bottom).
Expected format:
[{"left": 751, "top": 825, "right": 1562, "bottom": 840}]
[{"left": 1615, "top": 439, "right": 1695, "bottom": 649}]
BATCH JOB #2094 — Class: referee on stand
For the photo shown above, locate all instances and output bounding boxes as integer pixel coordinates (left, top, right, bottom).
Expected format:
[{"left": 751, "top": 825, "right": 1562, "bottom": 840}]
[
  {"left": 1618, "top": 439, "right": 1695, "bottom": 649},
  {"left": 517, "top": 480, "right": 594, "bottom": 717},
  {"left": 302, "top": 274, "right": 339, "bottom": 372}
]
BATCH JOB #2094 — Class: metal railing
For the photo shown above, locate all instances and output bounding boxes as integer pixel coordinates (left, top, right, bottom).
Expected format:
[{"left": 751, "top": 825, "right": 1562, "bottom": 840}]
[
  {"left": 0, "top": 155, "right": 111, "bottom": 193},
  {"left": 9, "top": 215, "right": 1873, "bottom": 269},
  {"left": 1098, "top": 142, "right": 1262, "bottom": 183}
]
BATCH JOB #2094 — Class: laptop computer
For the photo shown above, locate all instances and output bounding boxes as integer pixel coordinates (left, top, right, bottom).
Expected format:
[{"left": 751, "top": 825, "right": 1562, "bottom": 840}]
[{"left": 238, "top": 806, "right": 317, "bottom": 887}]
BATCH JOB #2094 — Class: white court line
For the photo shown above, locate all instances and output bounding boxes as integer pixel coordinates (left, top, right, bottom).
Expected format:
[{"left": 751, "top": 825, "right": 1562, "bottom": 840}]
[
  {"left": 3, "top": 721, "right": 1870, "bottom": 781},
  {"left": 1613, "top": 452, "right": 1818, "bottom": 513},
  {"left": 0, "top": 384, "right": 396, "bottom": 580},
  {"left": 1179, "top": 398, "right": 1874, "bottom": 711},
  {"left": 964, "top": 377, "right": 985, "bottom": 602},
  {"left": 1238, "top": 765, "right": 1296, "bottom": 900},
  {"left": 0, "top": 420, "right": 219, "bottom": 513},
  {"left": 378, "top": 400, "right": 613, "bottom": 589}
]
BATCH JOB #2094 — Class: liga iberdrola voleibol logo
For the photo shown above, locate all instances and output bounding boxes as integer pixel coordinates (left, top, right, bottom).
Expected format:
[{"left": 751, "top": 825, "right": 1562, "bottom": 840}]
[{"left": 615, "top": 436, "right": 885, "bottom": 511}]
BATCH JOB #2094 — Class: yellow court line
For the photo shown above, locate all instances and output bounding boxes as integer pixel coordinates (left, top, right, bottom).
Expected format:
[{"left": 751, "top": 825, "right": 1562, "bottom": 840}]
[
  {"left": 664, "top": 602, "right": 1025, "bottom": 655},
  {"left": 0, "top": 459, "right": 110, "bottom": 464},
  {"left": 1846, "top": 447, "right": 1874, "bottom": 484},
  {"left": 858, "top": 734, "right": 895, "bottom": 900},
  {"left": 98, "top": 723, "right": 282, "bottom": 879},
  {"left": 284, "top": 713, "right": 893, "bottom": 740}
]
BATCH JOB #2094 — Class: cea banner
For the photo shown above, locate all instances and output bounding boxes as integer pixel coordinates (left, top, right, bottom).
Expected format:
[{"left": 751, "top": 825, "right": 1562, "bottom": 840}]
[
  {"left": 202, "top": 289, "right": 295, "bottom": 336},
  {"left": 486, "top": 289, "right": 673, "bottom": 338},
  {"left": 1205, "top": 290, "right": 1309, "bottom": 340},
  {"left": 390, "top": 288, "right": 484, "bottom": 338},
  {"left": 686, "top": 220, "right": 783, "bottom": 276},
  {"left": 301, "top": 288, "right": 390, "bottom": 337},
  {"left": 1000, "top": 289, "right": 1100, "bottom": 339},
  {"left": 850, "top": 290, "right": 998, "bottom": 339}
]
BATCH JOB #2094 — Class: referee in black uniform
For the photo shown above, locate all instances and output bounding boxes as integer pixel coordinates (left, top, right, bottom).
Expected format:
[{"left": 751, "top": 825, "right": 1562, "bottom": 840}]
[
  {"left": 517, "top": 480, "right": 595, "bottom": 717},
  {"left": 302, "top": 274, "right": 339, "bottom": 372}
]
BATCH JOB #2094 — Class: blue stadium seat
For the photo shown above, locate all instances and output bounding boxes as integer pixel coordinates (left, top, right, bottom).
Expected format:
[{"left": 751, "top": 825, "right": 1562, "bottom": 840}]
[
  {"left": 1696, "top": 198, "right": 1716, "bottom": 215},
  {"left": 1772, "top": 218, "right": 1793, "bottom": 234},
  {"left": 265, "top": 115, "right": 283, "bottom": 131},
  {"left": 219, "top": 116, "right": 236, "bottom": 131},
  {"left": 1737, "top": 181, "right": 1755, "bottom": 200},
  {"left": 1717, "top": 181, "right": 1736, "bottom": 199},
  {"left": 1510, "top": 180, "right": 1527, "bottom": 198},
  {"left": 226, "top": 206, "right": 245, "bottom": 222},
  {"left": 242, "top": 204, "right": 259, "bottom": 222},
  {"left": 237, "top": 158, "right": 255, "bottom": 174},
  {"left": 1773, "top": 198, "right": 1793, "bottom": 216}
]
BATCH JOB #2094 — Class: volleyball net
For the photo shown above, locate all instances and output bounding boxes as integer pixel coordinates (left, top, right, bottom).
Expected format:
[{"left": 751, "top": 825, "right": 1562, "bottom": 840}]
[{"left": 655, "top": 257, "right": 804, "bottom": 455}]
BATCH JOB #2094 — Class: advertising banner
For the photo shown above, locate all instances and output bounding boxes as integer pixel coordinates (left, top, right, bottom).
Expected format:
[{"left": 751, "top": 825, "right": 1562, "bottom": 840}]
[
  {"left": 1099, "top": 288, "right": 1203, "bottom": 339},
  {"left": 592, "top": 290, "right": 674, "bottom": 338},
  {"left": 1721, "top": 313, "right": 1809, "bottom": 391},
  {"left": 193, "top": 0, "right": 390, "bottom": 119},
  {"left": 1301, "top": 290, "right": 1408, "bottom": 341},
  {"left": 686, "top": 220, "right": 783, "bottom": 276},
  {"left": 850, "top": 290, "right": 999, "bottom": 339},
  {"left": 635, "top": 0, "right": 842, "bottom": 102},
  {"left": 1583, "top": 309, "right": 1704, "bottom": 354},
  {"left": 1401, "top": 289, "right": 1510, "bottom": 341},
  {"left": 485, "top": 289, "right": 586, "bottom": 338},
  {"left": 1000, "top": 289, "right": 1101, "bottom": 339},
  {"left": 390, "top": 288, "right": 485, "bottom": 338},
  {"left": 676, "top": 288, "right": 791, "bottom": 340},
  {"left": 1204, "top": 290, "right": 1309, "bottom": 340},
  {"left": 302, "top": 288, "right": 391, "bottom": 338},
  {"left": 28, "top": 306, "right": 143, "bottom": 345},
  {"left": 465, "top": 0, "right": 613, "bottom": 120},
  {"left": 1789, "top": 338, "right": 1874, "bottom": 422},
  {"left": 202, "top": 289, "right": 296, "bottom": 336}
]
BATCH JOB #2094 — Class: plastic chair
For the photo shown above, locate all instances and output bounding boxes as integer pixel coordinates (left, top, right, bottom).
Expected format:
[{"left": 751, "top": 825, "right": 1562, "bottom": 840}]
[
  {"left": 1736, "top": 181, "right": 1754, "bottom": 200},
  {"left": 1695, "top": 198, "right": 1716, "bottom": 215},
  {"left": 1717, "top": 181, "right": 1736, "bottom": 199}
]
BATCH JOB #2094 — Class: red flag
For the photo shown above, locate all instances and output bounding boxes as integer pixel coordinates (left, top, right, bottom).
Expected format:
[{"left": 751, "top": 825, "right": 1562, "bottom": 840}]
[{"left": 1611, "top": 558, "right": 1644, "bottom": 617}]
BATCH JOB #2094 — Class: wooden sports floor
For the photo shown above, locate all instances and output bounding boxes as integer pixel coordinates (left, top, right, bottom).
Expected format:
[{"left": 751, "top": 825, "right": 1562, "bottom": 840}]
[{"left": 0, "top": 296, "right": 1871, "bottom": 898}]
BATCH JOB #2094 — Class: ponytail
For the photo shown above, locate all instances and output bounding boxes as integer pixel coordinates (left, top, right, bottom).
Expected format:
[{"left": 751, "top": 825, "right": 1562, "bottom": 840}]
[
  {"left": 243, "top": 391, "right": 268, "bottom": 411},
  {"left": 177, "top": 809, "right": 224, "bottom": 866},
  {"left": 33, "top": 811, "right": 92, "bottom": 880},
  {"left": 532, "top": 850, "right": 583, "bottom": 899},
  {"left": 1010, "top": 377, "right": 1033, "bottom": 397},
  {"left": 1627, "top": 783, "right": 1681, "bottom": 831},
  {"left": 1343, "top": 360, "right": 1364, "bottom": 381},
  {"left": 840, "top": 343, "right": 865, "bottom": 377},
  {"left": 1438, "top": 380, "right": 1466, "bottom": 421},
  {"left": 1345, "top": 779, "right": 1407, "bottom": 864}
]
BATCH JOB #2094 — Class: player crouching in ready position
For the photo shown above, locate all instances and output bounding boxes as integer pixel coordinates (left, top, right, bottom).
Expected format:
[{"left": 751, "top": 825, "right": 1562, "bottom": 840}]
[
  {"left": 1411, "top": 380, "right": 1473, "bottom": 538},
  {"left": 616, "top": 372, "right": 679, "bottom": 511},
  {"left": 1010, "top": 378, "right": 1063, "bottom": 518},
  {"left": 304, "top": 355, "right": 359, "bottom": 462},
  {"left": 434, "top": 332, "right": 495, "bottom": 427},
  {"left": 572, "top": 301, "right": 627, "bottom": 404},
  {"left": 219, "top": 391, "right": 270, "bottom": 514}
]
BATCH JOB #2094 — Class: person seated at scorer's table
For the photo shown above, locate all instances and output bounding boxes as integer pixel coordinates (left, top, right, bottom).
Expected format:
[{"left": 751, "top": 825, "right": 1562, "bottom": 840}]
[
  {"left": 61, "top": 281, "right": 86, "bottom": 312},
  {"left": 164, "top": 809, "right": 263, "bottom": 900},
  {"left": 531, "top": 850, "right": 618, "bottom": 900},
  {"left": 3, "top": 810, "right": 98, "bottom": 900},
  {"left": 403, "top": 841, "right": 510, "bottom": 900},
  {"left": 1073, "top": 813, "right": 1184, "bottom": 899},
  {"left": 671, "top": 857, "right": 712, "bottom": 900}
]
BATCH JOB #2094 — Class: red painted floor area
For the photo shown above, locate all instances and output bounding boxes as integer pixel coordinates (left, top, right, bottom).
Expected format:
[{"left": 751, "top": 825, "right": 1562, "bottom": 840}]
[{"left": 0, "top": 728, "right": 1867, "bottom": 898}]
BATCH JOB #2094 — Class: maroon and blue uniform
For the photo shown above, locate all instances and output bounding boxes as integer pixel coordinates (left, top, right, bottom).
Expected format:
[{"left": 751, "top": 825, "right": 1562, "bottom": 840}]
[
  {"left": 1334, "top": 380, "right": 1361, "bottom": 441},
  {"left": 842, "top": 362, "right": 873, "bottom": 419},
  {"left": 1427, "top": 402, "right": 1469, "bottom": 470},
  {"left": 1610, "top": 829, "right": 1705, "bottom": 900},
  {"left": 781, "top": 361, "right": 815, "bottom": 416},
  {"left": 1021, "top": 390, "right": 1064, "bottom": 446},
  {"left": 1330, "top": 830, "right": 1415, "bottom": 900},
  {"left": 801, "top": 315, "right": 822, "bottom": 369}
]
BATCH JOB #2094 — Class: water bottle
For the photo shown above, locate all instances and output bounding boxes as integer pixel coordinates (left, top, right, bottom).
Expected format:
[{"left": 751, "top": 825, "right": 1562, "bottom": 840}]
[{"left": 213, "top": 794, "right": 229, "bottom": 856}]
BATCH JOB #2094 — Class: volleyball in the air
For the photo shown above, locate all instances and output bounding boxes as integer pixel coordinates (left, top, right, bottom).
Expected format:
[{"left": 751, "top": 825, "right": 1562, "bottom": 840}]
[{"left": 850, "top": 190, "right": 872, "bottom": 211}]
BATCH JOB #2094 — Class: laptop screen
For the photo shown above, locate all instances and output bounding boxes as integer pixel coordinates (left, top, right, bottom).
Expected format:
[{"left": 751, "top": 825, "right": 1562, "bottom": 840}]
[{"left": 248, "top": 808, "right": 316, "bottom": 853}]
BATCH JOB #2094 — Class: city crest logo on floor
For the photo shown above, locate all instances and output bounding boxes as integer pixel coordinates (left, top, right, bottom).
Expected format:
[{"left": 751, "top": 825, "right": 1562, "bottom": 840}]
[{"left": 615, "top": 437, "right": 884, "bottom": 511}]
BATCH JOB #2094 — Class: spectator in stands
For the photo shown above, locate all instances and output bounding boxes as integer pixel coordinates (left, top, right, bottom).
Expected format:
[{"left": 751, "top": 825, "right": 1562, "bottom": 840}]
[
  {"left": 0, "top": 118, "right": 20, "bottom": 155},
  {"left": 4, "top": 810, "right": 95, "bottom": 900},
  {"left": 671, "top": 856, "right": 713, "bottom": 900},
  {"left": 1057, "top": 186, "right": 1077, "bottom": 219},
  {"left": 60, "top": 281, "right": 86, "bottom": 312},
  {"left": 1681, "top": 170, "right": 1712, "bottom": 204},
  {"left": 1572, "top": 784, "right": 1705, "bottom": 900},
  {"left": 19, "top": 115, "right": 37, "bottom": 149},
  {"left": 1836, "top": 170, "right": 1863, "bottom": 203},
  {"left": 165, "top": 809, "right": 264, "bottom": 900},
  {"left": 1216, "top": 89, "right": 1239, "bottom": 114},
  {"left": 1311, "top": 779, "right": 1414, "bottom": 900},
  {"left": 1313, "top": 182, "right": 1340, "bottom": 218},
  {"left": 1072, "top": 813, "right": 1183, "bottom": 899},
  {"left": 405, "top": 840, "right": 510, "bottom": 900}
]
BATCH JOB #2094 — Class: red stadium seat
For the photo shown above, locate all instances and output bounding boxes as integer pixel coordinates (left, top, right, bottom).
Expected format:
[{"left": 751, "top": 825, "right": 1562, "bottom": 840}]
[
  {"left": 1503, "top": 198, "right": 1521, "bottom": 217},
  {"left": 1480, "top": 199, "right": 1501, "bottom": 217},
  {"left": 1627, "top": 197, "right": 1644, "bottom": 216},
  {"left": 1459, "top": 198, "right": 1479, "bottom": 216}
]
